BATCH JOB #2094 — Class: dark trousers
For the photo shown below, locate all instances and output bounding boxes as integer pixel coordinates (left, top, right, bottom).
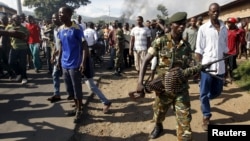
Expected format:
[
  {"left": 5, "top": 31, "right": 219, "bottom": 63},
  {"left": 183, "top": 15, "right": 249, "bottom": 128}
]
[
  {"left": 9, "top": 48, "right": 27, "bottom": 79},
  {"left": 0, "top": 47, "right": 12, "bottom": 75},
  {"left": 123, "top": 48, "right": 133, "bottom": 68},
  {"left": 45, "top": 47, "right": 52, "bottom": 73},
  {"left": 108, "top": 47, "right": 115, "bottom": 68},
  {"left": 63, "top": 68, "right": 83, "bottom": 100}
]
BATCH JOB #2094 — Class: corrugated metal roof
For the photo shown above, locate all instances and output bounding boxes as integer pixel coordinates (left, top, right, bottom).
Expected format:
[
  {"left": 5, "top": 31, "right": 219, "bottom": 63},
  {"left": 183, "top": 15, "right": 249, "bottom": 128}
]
[{"left": 0, "top": 2, "right": 9, "bottom": 7}]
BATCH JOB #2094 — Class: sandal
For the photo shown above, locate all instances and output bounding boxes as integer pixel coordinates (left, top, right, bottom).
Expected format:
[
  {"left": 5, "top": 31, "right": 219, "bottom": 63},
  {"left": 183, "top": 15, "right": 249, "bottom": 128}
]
[
  {"left": 103, "top": 102, "right": 112, "bottom": 114},
  {"left": 47, "top": 95, "right": 61, "bottom": 103}
]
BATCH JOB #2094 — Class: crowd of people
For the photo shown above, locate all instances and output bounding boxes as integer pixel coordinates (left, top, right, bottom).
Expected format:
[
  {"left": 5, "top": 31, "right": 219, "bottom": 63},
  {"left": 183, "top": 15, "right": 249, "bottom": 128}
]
[{"left": 0, "top": 2, "right": 250, "bottom": 140}]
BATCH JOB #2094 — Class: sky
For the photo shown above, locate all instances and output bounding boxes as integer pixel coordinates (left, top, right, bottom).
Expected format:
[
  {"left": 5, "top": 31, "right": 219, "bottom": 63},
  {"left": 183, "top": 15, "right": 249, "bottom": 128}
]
[{"left": 0, "top": 0, "right": 235, "bottom": 20}]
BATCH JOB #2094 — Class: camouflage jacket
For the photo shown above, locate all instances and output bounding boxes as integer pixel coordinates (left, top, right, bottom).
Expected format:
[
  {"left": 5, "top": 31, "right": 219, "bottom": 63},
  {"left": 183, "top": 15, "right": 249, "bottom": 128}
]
[
  {"left": 148, "top": 33, "right": 193, "bottom": 75},
  {"left": 115, "top": 27, "right": 125, "bottom": 48}
]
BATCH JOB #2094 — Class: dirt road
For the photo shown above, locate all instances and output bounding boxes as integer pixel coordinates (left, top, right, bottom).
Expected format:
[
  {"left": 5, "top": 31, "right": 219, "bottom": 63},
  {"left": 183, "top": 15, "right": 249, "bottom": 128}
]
[{"left": 73, "top": 63, "right": 250, "bottom": 141}]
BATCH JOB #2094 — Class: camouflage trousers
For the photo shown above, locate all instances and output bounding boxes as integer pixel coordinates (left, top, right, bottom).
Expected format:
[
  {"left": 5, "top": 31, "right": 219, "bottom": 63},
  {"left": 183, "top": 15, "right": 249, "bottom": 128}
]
[
  {"left": 114, "top": 46, "right": 124, "bottom": 69},
  {"left": 153, "top": 90, "right": 192, "bottom": 141}
]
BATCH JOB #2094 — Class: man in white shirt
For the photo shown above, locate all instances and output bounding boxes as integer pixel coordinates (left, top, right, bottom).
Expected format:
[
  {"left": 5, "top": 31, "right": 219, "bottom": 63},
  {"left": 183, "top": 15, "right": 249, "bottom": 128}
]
[
  {"left": 195, "top": 2, "right": 228, "bottom": 131},
  {"left": 129, "top": 16, "right": 151, "bottom": 73},
  {"left": 122, "top": 22, "right": 132, "bottom": 68},
  {"left": 84, "top": 22, "right": 98, "bottom": 57}
]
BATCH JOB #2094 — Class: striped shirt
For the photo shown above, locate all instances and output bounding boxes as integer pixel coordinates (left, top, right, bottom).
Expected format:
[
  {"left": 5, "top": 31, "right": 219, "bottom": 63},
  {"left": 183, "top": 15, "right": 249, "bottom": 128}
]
[
  {"left": 130, "top": 26, "right": 151, "bottom": 51},
  {"left": 6, "top": 25, "right": 29, "bottom": 50}
]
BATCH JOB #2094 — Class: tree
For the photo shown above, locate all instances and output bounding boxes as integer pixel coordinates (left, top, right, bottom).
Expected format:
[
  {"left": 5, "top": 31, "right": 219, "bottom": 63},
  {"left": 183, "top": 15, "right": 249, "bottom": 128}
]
[
  {"left": 23, "top": 0, "right": 91, "bottom": 19},
  {"left": 156, "top": 4, "right": 169, "bottom": 24}
]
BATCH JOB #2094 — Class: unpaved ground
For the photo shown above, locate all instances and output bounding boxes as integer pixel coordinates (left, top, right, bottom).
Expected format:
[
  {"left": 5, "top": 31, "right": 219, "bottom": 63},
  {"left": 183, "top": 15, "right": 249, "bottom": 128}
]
[{"left": 75, "top": 62, "right": 250, "bottom": 141}]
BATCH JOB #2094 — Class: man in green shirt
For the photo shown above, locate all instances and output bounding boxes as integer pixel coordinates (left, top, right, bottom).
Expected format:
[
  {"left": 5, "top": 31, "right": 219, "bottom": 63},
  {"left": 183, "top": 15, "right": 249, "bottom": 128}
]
[{"left": 0, "top": 14, "right": 29, "bottom": 84}]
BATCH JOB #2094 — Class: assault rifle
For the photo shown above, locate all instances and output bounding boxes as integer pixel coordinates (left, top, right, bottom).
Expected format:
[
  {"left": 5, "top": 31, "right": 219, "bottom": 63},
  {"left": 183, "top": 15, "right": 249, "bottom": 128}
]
[
  {"left": 201, "top": 54, "right": 233, "bottom": 72},
  {"left": 128, "top": 55, "right": 234, "bottom": 101},
  {"left": 201, "top": 54, "right": 234, "bottom": 84}
]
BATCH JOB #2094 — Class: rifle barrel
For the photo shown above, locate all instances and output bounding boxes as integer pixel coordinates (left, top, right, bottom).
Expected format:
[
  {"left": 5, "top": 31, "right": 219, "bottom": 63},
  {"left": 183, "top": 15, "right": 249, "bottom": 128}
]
[{"left": 205, "top": 55, "right": 233, "bottom": 65}]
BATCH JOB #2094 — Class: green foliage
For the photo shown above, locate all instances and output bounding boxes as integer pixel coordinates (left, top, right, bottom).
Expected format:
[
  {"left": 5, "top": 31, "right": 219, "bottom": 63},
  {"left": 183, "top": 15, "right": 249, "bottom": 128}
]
[
  {"left": 233, "top": 61, "right": 250, "bottom": 93},
  {"left": 23, "top": 0, "right": 91, "bottom": 19},
  {"left": 97, "top": 20, "right": 105, "bottom": 26}
]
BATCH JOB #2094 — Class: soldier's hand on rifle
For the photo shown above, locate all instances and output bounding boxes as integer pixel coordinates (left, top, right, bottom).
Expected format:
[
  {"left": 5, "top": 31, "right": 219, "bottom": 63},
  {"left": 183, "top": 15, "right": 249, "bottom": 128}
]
[
  {"left": 201, "top": 64, "right": 212, "bottom": 72},
  {"left": 136, "top": 83, "right": 144, "bottom": 93}
]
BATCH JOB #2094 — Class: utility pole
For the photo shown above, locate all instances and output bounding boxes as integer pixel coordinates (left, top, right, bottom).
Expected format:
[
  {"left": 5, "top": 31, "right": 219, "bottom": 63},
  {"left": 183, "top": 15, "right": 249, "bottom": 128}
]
[
  {"left": 16, "top": 0, "right": 22, "bottom": 15},
  {"left": 108, "top": 5, "right": 110, "bottom": 24}
]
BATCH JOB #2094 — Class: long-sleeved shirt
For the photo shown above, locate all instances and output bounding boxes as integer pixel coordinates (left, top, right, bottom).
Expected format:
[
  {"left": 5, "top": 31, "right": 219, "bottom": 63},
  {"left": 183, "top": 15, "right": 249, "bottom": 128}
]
[{"left": 195, "top": 20, "right": 228, "bottom": 75}]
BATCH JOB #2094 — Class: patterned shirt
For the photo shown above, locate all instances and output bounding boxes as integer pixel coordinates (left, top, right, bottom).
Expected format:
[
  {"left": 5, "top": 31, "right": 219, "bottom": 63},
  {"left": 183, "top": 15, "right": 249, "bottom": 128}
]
[
  {"left": 6, "top": 24, "right": 29, "bottom": 50},
  {"left": 130, "top": 26, "right": 151, "bottom": 51},
  {"left": 148, "top": 33, "right": 192, "bottom": 75},
  {"left": 115, "top": 27, "right": 125, "bottom": 48},
  {"left": 57, "top": 23, "right": 84, "bottom": 69}
]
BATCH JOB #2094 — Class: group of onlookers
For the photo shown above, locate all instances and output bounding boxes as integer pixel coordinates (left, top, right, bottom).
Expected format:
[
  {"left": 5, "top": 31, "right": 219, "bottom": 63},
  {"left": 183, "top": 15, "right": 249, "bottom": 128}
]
[
  {"left": 130, "top": 3, "right": 250, "bottom": 140},
  {"left": 1, "top": 3, "right": 250, "bottom": 139},
  {"left": 0, "top": 13, "right": 55, "bottom": 84}
]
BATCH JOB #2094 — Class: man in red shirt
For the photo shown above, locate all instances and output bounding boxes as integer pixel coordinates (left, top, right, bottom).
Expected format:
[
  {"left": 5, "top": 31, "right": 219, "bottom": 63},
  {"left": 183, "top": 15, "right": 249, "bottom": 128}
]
[
  {"left": 237, "top": 21, "right": 248, "bottom": 59},
  {"left": 226, "top": 17, "right": 239, "bottom": 82},
  {"left": 26, "top": 15, "right": 42, "bottom": 73}
]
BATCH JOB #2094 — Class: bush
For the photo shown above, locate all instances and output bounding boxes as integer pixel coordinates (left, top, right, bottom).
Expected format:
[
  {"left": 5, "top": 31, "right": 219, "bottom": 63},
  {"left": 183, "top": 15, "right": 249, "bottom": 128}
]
[{"left": 233, "top": 61, "right": 250, "bottom": 93}]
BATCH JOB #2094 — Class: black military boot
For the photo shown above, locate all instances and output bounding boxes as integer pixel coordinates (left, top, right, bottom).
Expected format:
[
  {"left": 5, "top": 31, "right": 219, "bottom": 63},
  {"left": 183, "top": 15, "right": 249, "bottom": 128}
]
[{"left": 149, "top": 123, "right": 163, "bottom": 139}]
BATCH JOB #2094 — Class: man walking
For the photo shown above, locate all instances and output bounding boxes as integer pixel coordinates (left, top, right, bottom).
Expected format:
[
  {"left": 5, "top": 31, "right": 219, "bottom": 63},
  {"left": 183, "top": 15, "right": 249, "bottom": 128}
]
[
  {"left": 26, "top": 15, "right": 42, "bottom": 73},
  {"left": 195, "top": 3, "right": 228, "bottom": 131},
  {"left": 129, "top": 16, "right": 151, "bottom": 73},
  {"left": 136, "top": 12, "right": 193, "bottom": 140}
]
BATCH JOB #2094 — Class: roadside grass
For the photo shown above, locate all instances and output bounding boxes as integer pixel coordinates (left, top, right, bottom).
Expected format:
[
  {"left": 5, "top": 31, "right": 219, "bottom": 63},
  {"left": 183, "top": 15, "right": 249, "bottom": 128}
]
[{"left": 233, "top": 60, "right": 250, "bottom": 93}]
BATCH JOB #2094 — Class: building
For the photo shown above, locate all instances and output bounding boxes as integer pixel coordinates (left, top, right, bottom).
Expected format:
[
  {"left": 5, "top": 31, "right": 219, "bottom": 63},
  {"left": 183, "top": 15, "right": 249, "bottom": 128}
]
[
  {"left": 0, "top": 2, "right": 17, "bottom": 17},
  {"left": 192, "top": 0, "right": 250, "bottom": 24}
]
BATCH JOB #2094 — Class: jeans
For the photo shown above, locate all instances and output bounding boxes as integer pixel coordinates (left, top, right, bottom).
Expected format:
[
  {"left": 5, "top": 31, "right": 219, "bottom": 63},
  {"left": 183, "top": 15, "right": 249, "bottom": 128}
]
[
  {"left": 85, "top": 78, "right": 110, "bottom": 105},
  {"left": 63, "top": 68, "right": 82, "bottom": 100},
  {"left": 199, "top": 72, "right": 224, "bottom": 118},
  {"left": 52, "top": 64, "right": 61, "bottom": 96},
  {"left": 109, "top": 47, "right": 116, "bottom": 68},
  {"left": 9, "top": 48, "right": 27, "bottom": 79},
  {"left": 29, "top": 43, "right": 41, "bottom": 70}
]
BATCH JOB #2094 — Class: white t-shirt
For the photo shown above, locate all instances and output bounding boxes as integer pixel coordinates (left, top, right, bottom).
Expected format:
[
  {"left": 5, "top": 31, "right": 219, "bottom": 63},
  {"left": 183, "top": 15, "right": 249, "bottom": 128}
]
[
  {"left": 130, "top": 26, "right": 151, "bottom": 51},
  {"left": 84, "top": 28, "right": 97, "bottom": 47}
]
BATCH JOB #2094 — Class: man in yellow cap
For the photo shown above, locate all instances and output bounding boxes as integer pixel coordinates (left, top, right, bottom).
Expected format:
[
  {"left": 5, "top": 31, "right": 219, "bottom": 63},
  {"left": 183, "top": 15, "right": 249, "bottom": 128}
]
[{"left": 136, "top": 12, "right": 193, "bottom": 140}]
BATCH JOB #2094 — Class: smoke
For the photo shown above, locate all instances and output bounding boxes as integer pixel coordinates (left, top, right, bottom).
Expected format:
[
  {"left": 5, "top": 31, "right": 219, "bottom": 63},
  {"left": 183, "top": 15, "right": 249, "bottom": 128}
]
[
  {"left": 121, "top": 0, "right": 235, "bottom": 20},
  {"left": 121, "top": 0, "right": 150, "bottom": 19}
]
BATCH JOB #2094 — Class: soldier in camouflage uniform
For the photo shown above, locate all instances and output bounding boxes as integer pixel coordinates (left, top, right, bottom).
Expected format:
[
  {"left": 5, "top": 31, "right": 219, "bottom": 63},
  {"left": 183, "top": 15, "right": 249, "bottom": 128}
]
[
  {"left": 136, "top": 12, "right": 194, "bottom": 141},
  {"left": 113, "top": 22, "right": 125, "bottom": 76}
]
